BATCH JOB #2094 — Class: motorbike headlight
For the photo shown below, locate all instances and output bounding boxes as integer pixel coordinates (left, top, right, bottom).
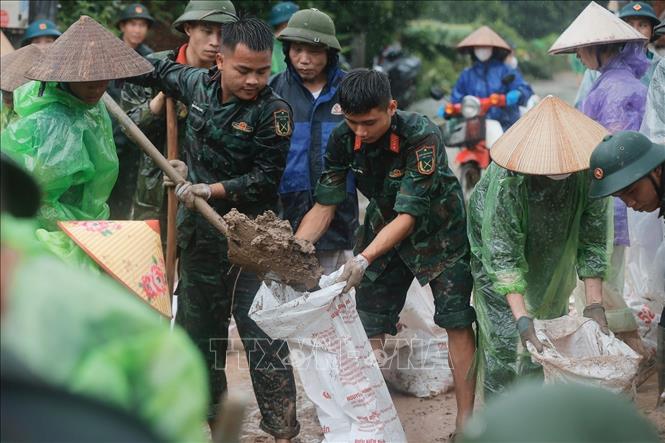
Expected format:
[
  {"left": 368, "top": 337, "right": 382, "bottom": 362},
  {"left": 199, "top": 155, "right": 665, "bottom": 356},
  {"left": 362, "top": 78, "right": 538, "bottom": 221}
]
[{"left": 461, "top": 96, "right": 481, "bottom": 119}]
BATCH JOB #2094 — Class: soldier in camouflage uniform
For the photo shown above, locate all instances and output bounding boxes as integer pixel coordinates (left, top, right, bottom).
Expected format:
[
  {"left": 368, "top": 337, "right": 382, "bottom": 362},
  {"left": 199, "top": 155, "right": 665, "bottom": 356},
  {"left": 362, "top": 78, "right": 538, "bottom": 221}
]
[
  {"left": 128, "top": 17, "right": 300, "bottom": 441},
  {"left": 295, "top": 69, "right": 476, "bottom": 432},
  {"left": 121, "top": 0, "right": 236, "bottom": 223}
]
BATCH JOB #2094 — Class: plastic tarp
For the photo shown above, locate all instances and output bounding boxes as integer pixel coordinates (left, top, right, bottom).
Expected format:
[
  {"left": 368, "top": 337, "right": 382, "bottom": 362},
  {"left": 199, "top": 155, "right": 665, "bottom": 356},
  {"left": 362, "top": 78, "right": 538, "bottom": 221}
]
[
  {"left": 467, "top": 164, "right": 610, "bottom": 395},
  {"left": 0, "top": 80, "right": 118, "bottom": 269},
  {"left": 527, "top": 316, "right": 641, "bottom": 395},
  {"left": 249, "top": 269, "right": 406, "bottom": 442}
]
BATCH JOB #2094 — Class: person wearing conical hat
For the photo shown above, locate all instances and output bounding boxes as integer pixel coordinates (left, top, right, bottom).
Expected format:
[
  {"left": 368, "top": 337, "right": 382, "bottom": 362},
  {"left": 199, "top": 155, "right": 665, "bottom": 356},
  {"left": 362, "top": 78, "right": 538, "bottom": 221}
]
[
  {"left": 551, "top": 1, "right": 650, "bottom": 353},
  {"left": 0, "top": 44, "right": 44, "bottom": 131},
  {"left": 114, "top": 0, "right": 236, "bottom": 221},
  {"left": 467, "top": 96, "right": 612, "bottom": 396},
  {"left": 20, "top": 18, "right": 61, "bottom": 47},
  {"left": 0, "top": 16, "right": 152, "bottom": 272},
  {"left": 268, "top": 1, "right": 299, "bottom": 74},
  {"left": 127, "top": 17, "right": 301, "bottom": 440},
  {"left": 451, "top": 25, "right": 534, "bottom": 130},
  {"left": 574, "top": 1, "right": 661, "bottom": 107}
]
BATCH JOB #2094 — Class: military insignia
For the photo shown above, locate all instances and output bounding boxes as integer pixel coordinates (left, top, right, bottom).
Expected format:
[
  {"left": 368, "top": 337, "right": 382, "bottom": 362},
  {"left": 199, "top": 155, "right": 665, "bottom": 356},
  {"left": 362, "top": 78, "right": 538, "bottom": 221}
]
[
  {"left": 39, "top": 23, "right": 47, "bottom": 30},
  {"left": 593, "top": 167, "right": 604, "bottom": 180},
  {"left": 354, "top": 135, "right": 362, "bottom": 151},
  {"left": 389, "top": 169, "right": 404, "bottom": 178},
  {"left": 331, "top": 103, "right": 343, "bottom": 115},
  {"left": 389, "top": 133, "right": 400, "bottom": 153},
  {"left": 273, "top": 109, "right": 291, "bottom": 136},
  {"left": 633, "top": 3, "right": 642, "bottom": 10},
  {"left": 232, "top": 121, "right": 254, "bottom": 133},
  {"left": 135, "top": 6, "right": 144, "bottom": 13},
  {"left": 415, "top": 145, "right": 436, "bottom": 175}
]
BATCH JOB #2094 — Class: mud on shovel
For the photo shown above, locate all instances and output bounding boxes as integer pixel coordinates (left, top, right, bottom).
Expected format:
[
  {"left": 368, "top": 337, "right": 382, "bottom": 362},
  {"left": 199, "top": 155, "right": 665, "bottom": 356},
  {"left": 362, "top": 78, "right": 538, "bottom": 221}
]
[{"left": 102, "top": 93, "right": 322, "bottom": 290}]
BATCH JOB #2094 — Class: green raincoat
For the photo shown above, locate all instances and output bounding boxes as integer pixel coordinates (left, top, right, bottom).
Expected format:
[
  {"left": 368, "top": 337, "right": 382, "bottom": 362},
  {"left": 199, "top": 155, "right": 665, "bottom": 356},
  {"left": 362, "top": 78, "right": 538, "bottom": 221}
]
[
  {"left": 0, "top": 81, "right": 118, "bottom": 268},
  {"left": 0, "top": 93, "right": 18, "bottom": 132},
  {"left": 0, "top": 215, "right": 209, "bottom": 442},
  {"left": 467, "top": 163, "right": 610, "bottom": 396}
]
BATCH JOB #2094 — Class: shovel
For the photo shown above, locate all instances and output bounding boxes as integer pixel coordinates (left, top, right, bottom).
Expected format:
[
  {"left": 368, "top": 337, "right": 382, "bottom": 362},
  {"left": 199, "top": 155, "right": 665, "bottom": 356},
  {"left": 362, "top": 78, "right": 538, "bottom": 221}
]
[{"left": 102, "top": 93, "right": 322, "bottom": 289}]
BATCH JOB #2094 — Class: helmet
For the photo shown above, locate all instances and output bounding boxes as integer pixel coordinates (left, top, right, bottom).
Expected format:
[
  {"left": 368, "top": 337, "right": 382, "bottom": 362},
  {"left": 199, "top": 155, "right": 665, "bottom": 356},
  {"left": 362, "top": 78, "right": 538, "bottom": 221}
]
[
  {"left": 116, "top": 3, "right": 155, "bottom": 28},
  {"left": 618, "top": 2, "right": 660, "bottom": 29},
  {"left": 172, "top": 0, "right": 237, "bottom": 33},
  {"left": 268, "top": 2, "right": 299, "bottom": 27},
  {"left": 277, "top": 8, "right": 340, "bottom": 51},
  {"left": 589, "top": 131, "right": 665, "bottom": 198},
  {"left": 21, "top": 19, "right": 61, "bottom": 47}
]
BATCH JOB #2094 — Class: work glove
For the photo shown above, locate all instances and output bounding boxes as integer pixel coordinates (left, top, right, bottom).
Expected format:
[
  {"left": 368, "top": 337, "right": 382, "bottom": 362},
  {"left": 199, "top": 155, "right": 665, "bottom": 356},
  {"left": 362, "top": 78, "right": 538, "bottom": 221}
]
[
  {"left": 163, "top": 160, "right": 188, "bottom": 187},
  {"left": 175, "top": 182, "right": 211, "bottom": 209},
  {"left": 505, "top": 89, "right": 521, "bottom": 106},
  {"left": 516, "top": 316, "right": 544, "bottom": 353},
  {"left": 336, "top": 254, "right": 370, "bottom": 293},
  {"left": 583, "top": 303, "right": 610, "bottom": 335}
]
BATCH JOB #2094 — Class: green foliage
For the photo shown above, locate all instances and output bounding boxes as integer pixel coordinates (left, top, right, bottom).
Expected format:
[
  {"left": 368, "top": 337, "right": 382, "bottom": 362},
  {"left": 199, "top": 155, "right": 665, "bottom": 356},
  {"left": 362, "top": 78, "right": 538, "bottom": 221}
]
[{"left": 57, "top": 0, "right": 124, "bottom": 31}]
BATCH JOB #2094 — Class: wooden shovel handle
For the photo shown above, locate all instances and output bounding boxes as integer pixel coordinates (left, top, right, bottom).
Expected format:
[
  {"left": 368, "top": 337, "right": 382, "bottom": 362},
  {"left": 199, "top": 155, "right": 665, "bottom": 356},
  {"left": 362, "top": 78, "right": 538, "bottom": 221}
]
[
  {"left": 102, "top": 93, "right": 230, "bottom": 237},
  {"left": 165, "top": 97, "right": 178, "bottom": 295}
]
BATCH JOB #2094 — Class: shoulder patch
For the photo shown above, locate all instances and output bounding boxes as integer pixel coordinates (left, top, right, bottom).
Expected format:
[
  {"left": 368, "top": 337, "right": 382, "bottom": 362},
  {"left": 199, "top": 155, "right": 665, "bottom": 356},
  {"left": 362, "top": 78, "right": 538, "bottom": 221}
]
[
  {"left": 273, "top": 109, "right": 292, "bottom": 136},
  {"left": 415, "top": 145, "right": 436, "bottom": 175},
  {"left": 331, "top": 103, "right": 343, "bottom": 115}
]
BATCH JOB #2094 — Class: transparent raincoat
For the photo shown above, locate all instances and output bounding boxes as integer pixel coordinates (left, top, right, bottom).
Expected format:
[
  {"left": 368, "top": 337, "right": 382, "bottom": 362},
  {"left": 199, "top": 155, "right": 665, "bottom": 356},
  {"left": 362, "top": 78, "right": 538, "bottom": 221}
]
[
  {"left": 468, "top": 163, "right": 610, "bottom": 396},
  {"left": 0, "top": 81, "right": 118, "bottom": 268},
  {"left": 640, "top": 58, "right": 665, "bottom": 144},
  {"left": 0, "top": 214, "right": 209, "bottom": 442}
]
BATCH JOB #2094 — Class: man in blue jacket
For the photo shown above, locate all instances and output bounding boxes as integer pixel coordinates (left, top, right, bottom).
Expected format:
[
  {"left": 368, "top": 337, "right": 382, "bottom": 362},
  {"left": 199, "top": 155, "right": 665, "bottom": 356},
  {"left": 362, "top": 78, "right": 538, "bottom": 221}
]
[
  {"left": 452, "top": 26, "right": 533, "bottom": 130},
  {"left": 270, "top": 8, "right": 358, "bottom": 273}
]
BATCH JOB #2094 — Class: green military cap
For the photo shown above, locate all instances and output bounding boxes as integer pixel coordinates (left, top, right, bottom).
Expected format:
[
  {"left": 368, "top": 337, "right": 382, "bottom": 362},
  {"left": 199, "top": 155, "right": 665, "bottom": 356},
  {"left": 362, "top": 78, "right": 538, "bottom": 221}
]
[
  {"left": 277, "top": 8, "right": 341, "bottom": 51},
  {"left": 268, "top": 2, "right": 299, "bottom": 27},
  {"left": 172, "top": 0, "right": 237, "bottom": 33},
  {"left": 589, "top": 131, "right": 665, "bottom": 198},
  {"left": 619, "top": 1, "right": 661, "bottom": 28},
  {"left": 460, "top": 382, "right": 661, "bottom": 443},
  {"left": 116, "top": 3, "right": 155, "bottom": 28},
  {"left": 20, "top": 19, "right": 61, "bottom": 46}
]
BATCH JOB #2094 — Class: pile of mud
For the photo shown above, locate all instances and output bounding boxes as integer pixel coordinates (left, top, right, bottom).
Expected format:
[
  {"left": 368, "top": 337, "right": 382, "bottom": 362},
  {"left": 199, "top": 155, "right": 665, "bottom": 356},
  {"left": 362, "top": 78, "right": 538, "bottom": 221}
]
[{"left": 223, "top": 209, "right": 322, "bottom": 289}]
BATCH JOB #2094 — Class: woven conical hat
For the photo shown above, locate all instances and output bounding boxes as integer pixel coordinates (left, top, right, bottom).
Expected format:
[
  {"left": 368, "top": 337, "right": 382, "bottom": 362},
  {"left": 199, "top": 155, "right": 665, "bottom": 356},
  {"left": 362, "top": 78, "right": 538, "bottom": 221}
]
[
  {"left": 58, "top": 220, "right": 172, "bottom": 318},
  {"left": 549, "top": 1, "right": 647, "bottom": 54},
  {"left": 26, "top": 16, "right": 153, "bottom": 82},
  {"left": 456, "top": 26, "right": 511, "bottom": 51},
  {"left": 490, "top": 95, "right": 609, "bottom": 175},
  {"left": 1, "top": 44, "right": 44, "bottom": 92},
  {"left": 1, "top": 31, "right": 14, "bottom": 56}
]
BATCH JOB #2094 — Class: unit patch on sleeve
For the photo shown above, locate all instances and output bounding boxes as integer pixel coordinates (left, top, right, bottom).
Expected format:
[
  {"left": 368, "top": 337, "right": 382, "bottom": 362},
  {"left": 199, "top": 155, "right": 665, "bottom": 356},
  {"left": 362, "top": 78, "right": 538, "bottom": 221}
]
[
  {"left": 273, "top": 109, "right": 292, "bottom": 136},
  {"left": 415, "top": 145, "right": 436, "bottom": 175}
]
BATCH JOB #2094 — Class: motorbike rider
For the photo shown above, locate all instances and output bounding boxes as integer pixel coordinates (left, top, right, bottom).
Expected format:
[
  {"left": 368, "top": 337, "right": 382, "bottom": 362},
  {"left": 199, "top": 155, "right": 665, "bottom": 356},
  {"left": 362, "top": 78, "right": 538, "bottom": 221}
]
[{"left": 451, "top": 25, "right": 533, "bottom": 130}]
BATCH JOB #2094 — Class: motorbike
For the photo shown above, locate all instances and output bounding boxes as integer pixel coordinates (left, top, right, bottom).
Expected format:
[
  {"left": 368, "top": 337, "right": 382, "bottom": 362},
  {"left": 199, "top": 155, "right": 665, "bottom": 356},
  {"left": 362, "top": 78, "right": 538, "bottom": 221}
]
[{"left": 373, "top": 44, "right": 422, "bottom": 110}]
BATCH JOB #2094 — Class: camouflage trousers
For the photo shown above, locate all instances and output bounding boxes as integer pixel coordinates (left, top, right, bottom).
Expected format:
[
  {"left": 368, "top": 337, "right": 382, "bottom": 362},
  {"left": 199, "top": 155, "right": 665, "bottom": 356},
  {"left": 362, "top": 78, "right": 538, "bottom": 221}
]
[{"left": 177, "top": 229, "right": 299, "bottom": 439}]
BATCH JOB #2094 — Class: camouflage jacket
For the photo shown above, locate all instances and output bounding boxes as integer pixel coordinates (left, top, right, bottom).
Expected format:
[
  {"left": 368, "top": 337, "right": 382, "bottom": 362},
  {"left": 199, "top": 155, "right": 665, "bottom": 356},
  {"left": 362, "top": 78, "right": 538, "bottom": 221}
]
[
  {"left": 129, "top": 59, "right": 293, "bottom": 247},
  {"left": 315, "top": 110, "right": 468, "bottom": 285}
]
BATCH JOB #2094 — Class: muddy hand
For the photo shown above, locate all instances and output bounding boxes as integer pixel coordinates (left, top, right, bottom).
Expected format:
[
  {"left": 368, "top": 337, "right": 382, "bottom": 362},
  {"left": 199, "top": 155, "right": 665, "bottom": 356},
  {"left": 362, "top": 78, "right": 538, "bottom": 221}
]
[
  {"left": 583, "top": 303, "right": 610, "bottom": 335},
  {"left": 336, "top": 254, "right": 369, "bottom": 293},
  {"left": 163, "top": 159, "right": 188, "bottom": 187},
  {"left": 517, "top": 316, "right": 544, "bottom": 353},
  {"left": 175, "top": 182, "right": 211, "bottom": 209}
]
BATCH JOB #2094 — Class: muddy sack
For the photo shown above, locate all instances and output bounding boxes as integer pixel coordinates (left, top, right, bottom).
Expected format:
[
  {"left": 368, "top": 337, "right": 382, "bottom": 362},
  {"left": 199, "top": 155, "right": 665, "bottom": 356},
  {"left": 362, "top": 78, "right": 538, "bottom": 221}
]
[
  {"left": 527, "top": 315, "right": 641, "bottom": 395},
  {"left": 249, "top": 268, "right": 406, "bottom": 442}
]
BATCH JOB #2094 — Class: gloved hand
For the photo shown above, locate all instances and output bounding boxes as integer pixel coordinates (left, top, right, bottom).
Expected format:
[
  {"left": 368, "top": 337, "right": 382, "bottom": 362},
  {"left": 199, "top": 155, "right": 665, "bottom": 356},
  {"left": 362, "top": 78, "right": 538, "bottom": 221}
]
[
  {"left": 175, "top": 182, "right": 211, "bottom": 209},
  {"left": 336, "top": 254, "right": 370, "bottom": 293},
  {"left": 516, "top": 316, "right": 544, "bottom": 353},
  {"left": 506, "top": 89, "right": 521, "bottom": 106},
  {"left": 163, "top": 160, "right": 188, "bottom": 187},
  {"left": 583, "top": 303, "right": 610, "bottom": 335}
]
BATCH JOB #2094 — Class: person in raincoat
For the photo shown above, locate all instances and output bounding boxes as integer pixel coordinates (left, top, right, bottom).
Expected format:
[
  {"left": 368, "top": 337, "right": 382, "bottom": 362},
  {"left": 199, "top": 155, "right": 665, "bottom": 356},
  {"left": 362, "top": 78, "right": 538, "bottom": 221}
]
[
  {"left": 20, "top": 18, "right": 61, "bottom": 46},
  {"left": 451, "top": 25, "right": 533, "bottom": 130},
  {"left": 640, "top": 58, "right": 665, "bottom": 143},
  {"left": 549, "top": 1, "right": 649, "bottom": 352},
  {"left": 268, "top": 1, "right": 299, "bottom": 74},
  {"left": 574, "top": 1, "right": 661, "bottom": 107},
  {"left": 0, "top": 16, "right": 153, "bottom": 269},
  {"left": 0, "top": 153, "right": 209, "bottom": 442},
  {"left": 0, "top": 44, "right": 44, "bottom": 131},
  {"left": 468, "top": 96, "right": 611, "bottom": 396}
]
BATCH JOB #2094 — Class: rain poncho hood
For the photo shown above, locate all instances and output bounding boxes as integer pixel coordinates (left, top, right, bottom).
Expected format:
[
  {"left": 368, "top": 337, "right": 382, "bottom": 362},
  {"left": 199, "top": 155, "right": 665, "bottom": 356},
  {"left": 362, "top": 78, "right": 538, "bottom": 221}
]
[
  {"left": 468, "top": 163, "right": 610, "bottom": 395},
  {"left": 0, "top": 215, "right": 209, "bottom": 442},
  {"left": 0, "top": 80, "right": 118, "bottom": 267}
]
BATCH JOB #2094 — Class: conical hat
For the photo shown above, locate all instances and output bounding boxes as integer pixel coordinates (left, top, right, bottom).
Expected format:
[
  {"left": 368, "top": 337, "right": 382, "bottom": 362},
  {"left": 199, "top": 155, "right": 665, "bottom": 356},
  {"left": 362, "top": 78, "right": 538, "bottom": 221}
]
[
  {"left": 1, "top": 44, "right": 44, "bottom": 92},
  {"left": 549, "top": 1, "right": 647, "bottom": 54},
  {"left": 58, "top": 220, "right": 172, "bottom": 318},
  {"left": 456, "top": 26, "right": 511, "bottom": 51},
  {"left": 490, "top": 95, "right": 609, "bottom": 175},
  {"left": 26, "top": 16, "right": 153, "bottom": 82},
  {"left": 1, "top": 31, "right": 14, "bottom": 56}
]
